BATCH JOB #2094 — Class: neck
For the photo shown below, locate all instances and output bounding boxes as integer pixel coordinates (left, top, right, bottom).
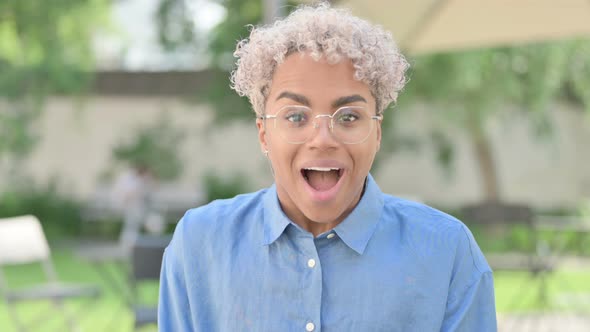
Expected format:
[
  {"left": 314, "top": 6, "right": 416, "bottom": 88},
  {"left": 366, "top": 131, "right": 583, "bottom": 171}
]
[{"left": 276, "top": 177, "right": 367, "bottom": 237}]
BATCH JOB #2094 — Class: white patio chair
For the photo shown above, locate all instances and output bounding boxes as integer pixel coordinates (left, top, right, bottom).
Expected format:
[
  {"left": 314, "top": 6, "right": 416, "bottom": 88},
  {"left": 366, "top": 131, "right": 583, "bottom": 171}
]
[{"left": 0, "top": 215, "right": 101, "bottom": 332}]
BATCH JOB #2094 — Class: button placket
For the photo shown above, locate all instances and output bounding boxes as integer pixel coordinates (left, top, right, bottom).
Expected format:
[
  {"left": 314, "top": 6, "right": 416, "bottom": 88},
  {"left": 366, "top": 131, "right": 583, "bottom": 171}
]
[{"left": 299, "top": 236, "right": 321, "bottom": 332}]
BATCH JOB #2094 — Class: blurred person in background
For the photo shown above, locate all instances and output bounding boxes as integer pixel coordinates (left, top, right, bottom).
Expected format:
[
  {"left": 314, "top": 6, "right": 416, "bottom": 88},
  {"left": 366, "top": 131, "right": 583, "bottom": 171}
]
[
  {"left": 112, "top": 163, "right": 163, "bottom": 246},
  {"left": 158, "top": 2, "right": 496, "bottom": 331}
]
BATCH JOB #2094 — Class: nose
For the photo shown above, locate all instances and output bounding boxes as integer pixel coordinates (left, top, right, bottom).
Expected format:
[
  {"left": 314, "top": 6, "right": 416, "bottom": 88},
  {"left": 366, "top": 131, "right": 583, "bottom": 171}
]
[
  {"left": 308, "top": 115, "right": 338, "bottom": 147},
  {"left": 312, "top": 114, "right": 333, "bottom": 131}
]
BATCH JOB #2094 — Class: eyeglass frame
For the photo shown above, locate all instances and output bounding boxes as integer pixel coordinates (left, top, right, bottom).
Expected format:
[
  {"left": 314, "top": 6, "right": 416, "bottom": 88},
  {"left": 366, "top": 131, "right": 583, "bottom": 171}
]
[{"left": 258, "top": 105, "right": 383, "bottom": 145}]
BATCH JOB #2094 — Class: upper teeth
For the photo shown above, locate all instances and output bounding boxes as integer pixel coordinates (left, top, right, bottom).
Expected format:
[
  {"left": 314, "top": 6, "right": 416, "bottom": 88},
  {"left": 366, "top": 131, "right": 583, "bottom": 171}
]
[{"left": 304, "top": 167, "right": 340, "bottom": 171}]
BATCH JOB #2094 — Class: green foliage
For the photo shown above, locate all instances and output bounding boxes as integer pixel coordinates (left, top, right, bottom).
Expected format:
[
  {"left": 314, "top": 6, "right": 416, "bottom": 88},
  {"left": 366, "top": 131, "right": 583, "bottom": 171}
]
[
  {"left": 392, "top": 40, "right": 590, "bottom": 200},
  {"left": 372, "top": 104, "right": 422, "bottom": 171},
  {"left": 111, "top": 115, "right": 186, "bottom": 181},
  {"left": 0, "top": 0, "right": 109, "bottom": 97},
  {"left": 0, "top": 102, "right": 40, "bottom": 161},
  {"left": 195, "top": 0, "right": 299, "bottom": 125},
  {"left": 153, "top": 0, "right": 269, "bottom": 125},
  {"left": 197, "top": 0, "right": 266, "bottom": 125},
  {"left": 467, "top": 222, "right": 590, "bottom": 257},
  {"left": 156, "top": 0, "right": 196, "bottom": 51},
  {"left": 207, "top": 0, "right": 264, "bottom": 67},
  {"left": 0, "top": 177, "right": 84, "bottom": 238},
  {"left": 400, "top": 40, "right": 590, "bottom": 133},
  {"left": 0, "top": 0, "right": 110, "bottom": 162},
  {"left": 203, "top": 170, "right": 250, "bottom": 202},
  {"left": 565, "top": 41, "right": 590, "bottom": 113},
  {"left": 429, "top": 129, "right": 455, "bottom": 176},
  {"left": 579, "top": 199, "right": 590, "bottom": 218}
]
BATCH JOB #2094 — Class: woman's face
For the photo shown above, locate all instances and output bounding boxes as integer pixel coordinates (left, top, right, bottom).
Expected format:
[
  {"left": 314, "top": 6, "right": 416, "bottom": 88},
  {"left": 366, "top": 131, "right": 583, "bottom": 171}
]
[{"left": 257, "top": 52, "right": 381, "bottom": 235}]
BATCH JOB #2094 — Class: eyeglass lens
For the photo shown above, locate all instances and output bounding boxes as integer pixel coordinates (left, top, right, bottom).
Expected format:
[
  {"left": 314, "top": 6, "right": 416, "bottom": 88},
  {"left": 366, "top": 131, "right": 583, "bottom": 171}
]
[{"left": 273, "top": 106, "right": 375, "bottom": 144}]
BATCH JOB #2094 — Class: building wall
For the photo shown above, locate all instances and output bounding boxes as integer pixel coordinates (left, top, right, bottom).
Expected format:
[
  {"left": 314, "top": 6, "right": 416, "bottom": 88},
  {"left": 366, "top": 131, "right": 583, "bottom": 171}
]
[
  {"left": 375, "top": 103, "right": 590, "bottom": 208},
  {"left": 3, "top": 96, "right": 589, "bottom": 209}
]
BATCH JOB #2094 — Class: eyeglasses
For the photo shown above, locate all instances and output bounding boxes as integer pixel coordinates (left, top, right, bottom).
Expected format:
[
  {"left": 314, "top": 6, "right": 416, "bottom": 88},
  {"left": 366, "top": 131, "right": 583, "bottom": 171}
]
[{"left": 259, "top": 105, "right": 382, "bottom": 144}]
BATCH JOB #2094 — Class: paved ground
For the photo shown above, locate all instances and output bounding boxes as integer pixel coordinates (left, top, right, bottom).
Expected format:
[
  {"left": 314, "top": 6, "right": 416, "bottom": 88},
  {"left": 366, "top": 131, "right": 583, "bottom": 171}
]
[{"left": 498, "top": 313, "right": 590, "bottom": 332}]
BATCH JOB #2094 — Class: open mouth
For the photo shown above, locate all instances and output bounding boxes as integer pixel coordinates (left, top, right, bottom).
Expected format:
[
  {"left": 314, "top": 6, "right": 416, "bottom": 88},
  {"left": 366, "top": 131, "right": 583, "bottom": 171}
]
[{"left": 301, "top": 167, "right": 344, "bottom": 191}]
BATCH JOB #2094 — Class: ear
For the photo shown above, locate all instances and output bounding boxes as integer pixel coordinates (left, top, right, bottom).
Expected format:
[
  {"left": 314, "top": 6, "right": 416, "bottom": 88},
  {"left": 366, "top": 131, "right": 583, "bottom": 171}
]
[{"left": 256, "top": 118, "right": 268, "bottom": 153}]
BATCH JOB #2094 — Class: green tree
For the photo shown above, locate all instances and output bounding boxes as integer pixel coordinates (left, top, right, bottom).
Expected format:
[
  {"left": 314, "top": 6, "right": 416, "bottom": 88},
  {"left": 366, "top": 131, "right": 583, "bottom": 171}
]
[
  {"left": 111, "top": 114, "right": 186, "bottom": 181},
  {"left": 155, "top": 0, "right": 296, "bottom": 124},
  {"left": 200, "top": 0, "right": 274, "bottom": 124},
  {"left": 0, "top": 0, "right": 109, "bottom": 174},
  {"left": 397, "top": 40, "right": 590, "bottom": 202}
]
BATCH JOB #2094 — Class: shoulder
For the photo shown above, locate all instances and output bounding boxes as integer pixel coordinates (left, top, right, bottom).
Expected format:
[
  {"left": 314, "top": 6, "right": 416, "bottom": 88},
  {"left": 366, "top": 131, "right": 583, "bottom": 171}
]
[
  {"left": 381, "top": 194, "right": 464, "bottom": 235},
  {"left": 168, "top": 188, "right": 268, "bottom": 252},
  {"left": 183, "top": 188, "right": 267, "bottom": 232},
  {"left": 380, "top": 194, "right": 490, "bottom": 274}
]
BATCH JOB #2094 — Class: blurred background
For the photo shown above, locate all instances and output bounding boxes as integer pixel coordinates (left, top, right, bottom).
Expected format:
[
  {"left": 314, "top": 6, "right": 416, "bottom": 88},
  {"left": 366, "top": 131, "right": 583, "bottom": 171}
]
[{"left": 1, "top": 0, "right": 589, "bottom": 331}]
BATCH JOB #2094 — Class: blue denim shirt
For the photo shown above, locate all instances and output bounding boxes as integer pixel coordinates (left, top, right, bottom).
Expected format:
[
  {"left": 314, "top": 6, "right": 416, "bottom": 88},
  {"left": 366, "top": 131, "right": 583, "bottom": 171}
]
[{"left": 158, "top": 175, "right": 497, "bottom": 331}]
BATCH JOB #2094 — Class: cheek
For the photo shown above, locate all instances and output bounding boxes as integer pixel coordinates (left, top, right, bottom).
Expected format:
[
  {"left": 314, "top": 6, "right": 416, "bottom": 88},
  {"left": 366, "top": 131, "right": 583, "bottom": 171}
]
[
  {"left": 353, "top": 145, "right": 378, "bottom": 170},
  {"left": 268, "top": 143, "right": 297, "bottom": 170}
]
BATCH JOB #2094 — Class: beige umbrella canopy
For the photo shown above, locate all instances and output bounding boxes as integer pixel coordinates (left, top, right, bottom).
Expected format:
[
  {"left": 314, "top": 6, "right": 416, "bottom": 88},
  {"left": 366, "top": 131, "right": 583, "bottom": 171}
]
[{"left": 331, "top": 0, "right": 590, "bottom": 55}]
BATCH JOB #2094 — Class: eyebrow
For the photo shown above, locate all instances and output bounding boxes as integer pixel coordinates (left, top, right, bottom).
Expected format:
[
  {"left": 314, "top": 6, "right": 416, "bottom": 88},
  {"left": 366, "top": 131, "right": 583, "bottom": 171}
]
[
  {"left": 276, "top": 92, "right": 367, "bottom": 109},
  {"left": 275, "top": 91, "right": 310, "bottom": 106},
  {"left": 331, "top": 95, "right": 367, "bottom": 108}
]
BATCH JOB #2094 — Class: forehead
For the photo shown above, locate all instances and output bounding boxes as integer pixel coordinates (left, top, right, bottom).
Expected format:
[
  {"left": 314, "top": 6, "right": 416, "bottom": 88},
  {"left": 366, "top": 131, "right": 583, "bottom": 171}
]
[{"left": 267, "top": 53, "right": 374, "bottom": 106}]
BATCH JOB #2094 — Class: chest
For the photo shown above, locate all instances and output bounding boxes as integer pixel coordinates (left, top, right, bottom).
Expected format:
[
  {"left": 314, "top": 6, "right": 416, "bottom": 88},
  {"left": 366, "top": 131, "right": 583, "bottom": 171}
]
[{"left": 190, "top": 237, "right": 449, "bottom": 331}]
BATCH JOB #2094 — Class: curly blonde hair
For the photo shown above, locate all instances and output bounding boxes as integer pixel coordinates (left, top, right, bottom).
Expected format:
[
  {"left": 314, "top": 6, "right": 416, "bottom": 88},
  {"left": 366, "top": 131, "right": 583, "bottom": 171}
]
[{"left": 230, "top": 2, "right": 409, "bottom": 116}]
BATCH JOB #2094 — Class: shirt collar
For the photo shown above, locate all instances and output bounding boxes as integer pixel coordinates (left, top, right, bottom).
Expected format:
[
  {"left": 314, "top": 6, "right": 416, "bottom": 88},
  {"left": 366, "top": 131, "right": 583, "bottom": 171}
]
[
  {"left": 262, "top": 174, "right": 384, "bottom": 254},
  {"left": 332, "top": 174, "right": 384, "bottom": 255},
  {"left": 262, "top": 184, "right": 292, "bottom": 246}
]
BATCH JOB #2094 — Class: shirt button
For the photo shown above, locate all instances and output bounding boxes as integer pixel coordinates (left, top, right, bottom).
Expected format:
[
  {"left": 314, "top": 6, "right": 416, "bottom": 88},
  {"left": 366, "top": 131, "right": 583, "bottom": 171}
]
[
  {"left": 327, "top": 233, "right": 335, "bottom": 239},
  {"left": 306, "top": 322, "right": 315, "bottom": 331},
  {"left": 307, "top": 259, "right": 316, "bottom": 268}
]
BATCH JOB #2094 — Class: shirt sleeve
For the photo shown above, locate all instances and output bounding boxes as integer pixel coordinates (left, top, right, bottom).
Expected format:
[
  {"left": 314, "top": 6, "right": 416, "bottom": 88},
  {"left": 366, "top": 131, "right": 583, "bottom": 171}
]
[
  {"left": 158, "top": 221, "right": 195, "bottom": 331},
  {"left": 441, "top": 226, "right": 497, "bottom": 332},
  {"left": 441, "top": 271, "right": 497, "bottom": 331}
]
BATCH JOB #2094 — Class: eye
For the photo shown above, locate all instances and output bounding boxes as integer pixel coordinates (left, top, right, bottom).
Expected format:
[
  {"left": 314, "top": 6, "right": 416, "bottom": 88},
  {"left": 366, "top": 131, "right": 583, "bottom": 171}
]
[
  {"left": 336, "top": 108, "right": 362, "bottom": 124},
  {"left": 338, "top": 113, "right": 358, "bottom": 122},
  {"left": 281, "top": 108, "right": 309, "bottom": 128},
  {"left": 286, "top": 112, "right": 307, "bottom": 123}
]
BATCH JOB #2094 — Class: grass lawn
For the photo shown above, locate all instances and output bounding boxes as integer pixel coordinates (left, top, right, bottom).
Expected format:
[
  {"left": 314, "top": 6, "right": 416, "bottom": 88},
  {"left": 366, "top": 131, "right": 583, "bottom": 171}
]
[
  {"left": 494, "top": 268, "right": 590, "bottom": 313},
  {"left": 0, "top": 250, "right": 157, "bottom": 332},
  {"left": 1, "top": 249, "right": 589, "bottom": 331}
]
